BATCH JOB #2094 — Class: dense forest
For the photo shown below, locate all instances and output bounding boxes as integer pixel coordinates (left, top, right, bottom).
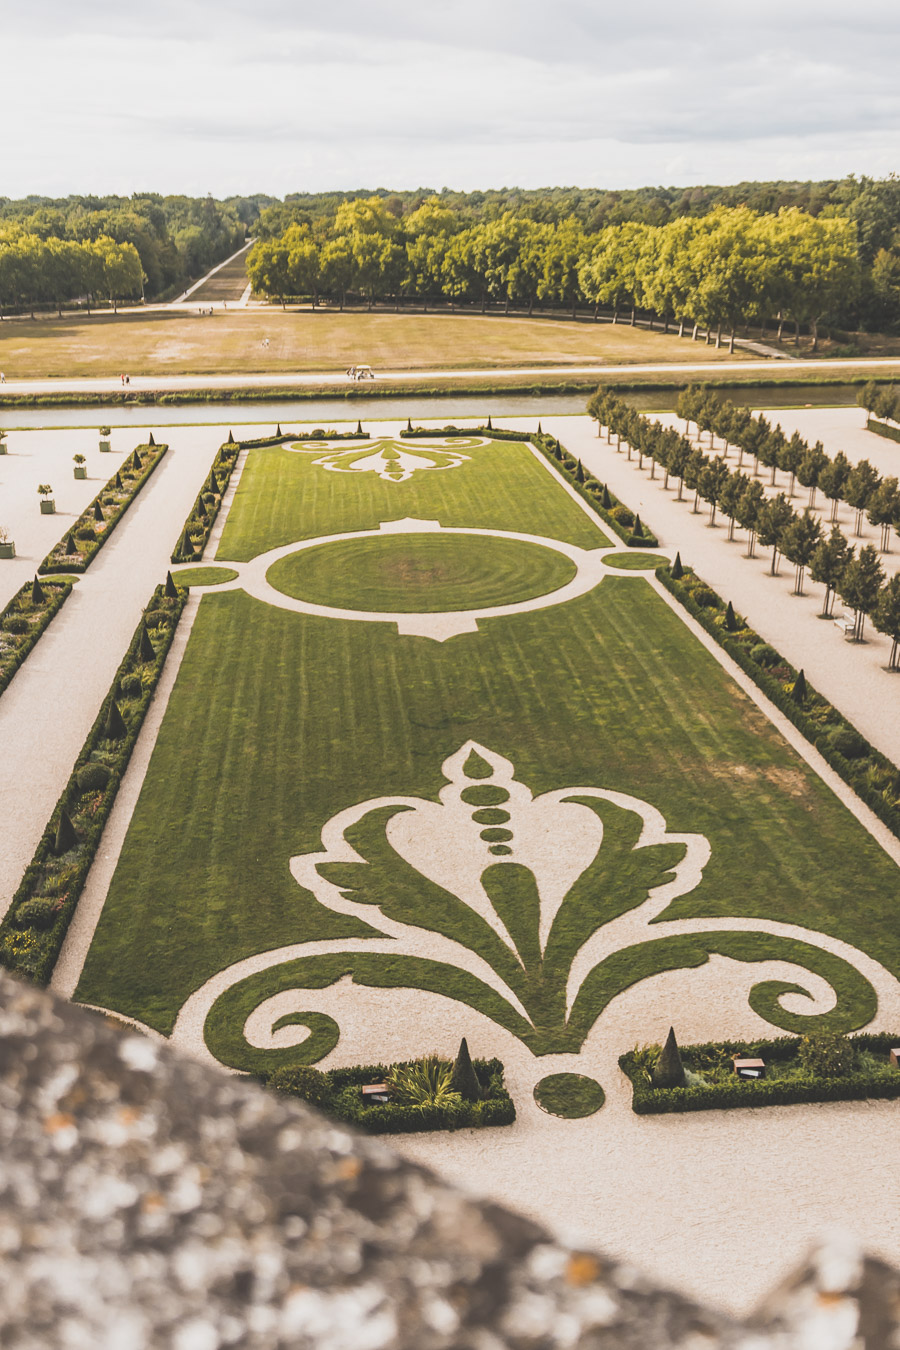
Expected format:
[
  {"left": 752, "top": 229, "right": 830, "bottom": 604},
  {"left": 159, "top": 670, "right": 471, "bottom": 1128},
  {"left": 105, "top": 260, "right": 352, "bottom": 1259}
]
[
  {"left": 0, "top": 193, "right": 274, "bottom": 310},
  {"left": 249, "top": 176, "right": 900, "bottom": 338}
]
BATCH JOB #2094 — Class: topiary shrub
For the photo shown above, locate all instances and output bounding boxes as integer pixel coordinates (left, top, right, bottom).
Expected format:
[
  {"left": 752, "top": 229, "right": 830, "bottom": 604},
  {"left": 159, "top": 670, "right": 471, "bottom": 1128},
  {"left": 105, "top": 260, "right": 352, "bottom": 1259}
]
[
  {"left": 691, "top": 585, "right": 718, "bottom": 608},
  {"left": 143, "top": 610, "right": 168, "bottom": 630},
  {"left": 828, "top": 726, "right": 867, "bottom": 760},
  {"left": 3, "top": 615, "right": 29, "bottom": 635},
  {"left": 75, "top": 525, "right": 96, "bottom": 542},
  {"left": 76, "top": 762, "right": 112, "bottom": 793},
  {"left": 750, "top": 642, "right": 780, "bottom": 668},
  {"left": 798, "top": 1032, "right": 856, "bottom": 1078},
  {"left": 267, "top": 1065, "right": 333, "bottom": 1108},
  {"left": 609, "top": 504, "right": 635, "bottom": 528},
  {"left": 652, "top": 1027, "right": 686, "bottom": 1088},
  {"left": 14, "top": 897, "right": 59, "bottom": 930},
  {"left": 120, "top": 672, "right": 143, "bottom": 698}
]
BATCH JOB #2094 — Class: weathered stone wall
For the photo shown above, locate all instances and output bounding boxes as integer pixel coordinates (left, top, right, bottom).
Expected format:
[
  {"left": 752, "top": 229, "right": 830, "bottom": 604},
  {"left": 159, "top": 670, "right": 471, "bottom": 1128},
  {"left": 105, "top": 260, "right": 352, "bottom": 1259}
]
[{"left": 0, "top": 970, "right": 895, "bottom": 1348}]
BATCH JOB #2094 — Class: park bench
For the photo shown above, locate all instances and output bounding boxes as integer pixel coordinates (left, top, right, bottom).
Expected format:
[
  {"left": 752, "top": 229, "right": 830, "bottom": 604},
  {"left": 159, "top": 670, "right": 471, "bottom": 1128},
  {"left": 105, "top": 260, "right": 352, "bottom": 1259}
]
[{"left": 833, "top": 612, "right": 856, "bottom": 639}]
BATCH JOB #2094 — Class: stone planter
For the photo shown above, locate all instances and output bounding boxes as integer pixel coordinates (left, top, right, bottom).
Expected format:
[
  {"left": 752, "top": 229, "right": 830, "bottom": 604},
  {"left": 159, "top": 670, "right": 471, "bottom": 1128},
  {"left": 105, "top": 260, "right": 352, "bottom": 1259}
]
[
  {"left": 99, "top": 441, "right": 111, "bottom": 453},
  {"left": 39, "top": 500, "right": 56, "bottom": 515},
  {"left": 0, "top": 444, "right": 7, "bottom": 455},
  {"left": 0, "top": 542, "right": 15, "bottom": 559},
  {"left": 74, "top": 466, "right": 87, "bottom": 480}
]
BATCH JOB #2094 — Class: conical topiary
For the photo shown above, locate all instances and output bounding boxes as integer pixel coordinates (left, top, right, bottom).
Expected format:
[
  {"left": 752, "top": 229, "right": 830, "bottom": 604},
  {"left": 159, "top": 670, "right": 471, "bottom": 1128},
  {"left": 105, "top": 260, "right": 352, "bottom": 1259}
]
[
  {"left": 792, "top": 669, "right": 808, "bottom": 704},
  {"left": 632, "top": 514, "right": 644, "bottom": 538},
  {"left": 93, "top": 500, "right": 104, "bottom": 522},
  {"left": 575, "top": 459, "right": 585, "bottom": 483},
  {"left": 652, "top": 1027, "right": 686, "bottom": 1088},
  {"left": 356, "top": 420, "right": 363, "bottom": 434},
  {"left": 65, "top": 532, "right": 78, "bottom": 555},
  {"left": 179, "top": 529, "right": 195, "bottom": 559},
  {"left": 537, "top": 422, "right": 543, "bottom": 436},
  {"left": 671, "top": 552, "right": 684, "bottom": 580},
  {"left": 601, "top": 484, "right": 613, "bottom": 510},
  {"left": 487, "top": 415, "right": 493, "bottom": 430},
  {"left": 276, "top": 424, "right": 282, "bottom": 437},
  {"left": 132, "top": 449, "right": 142, "bottom": 469},
  {"left": 165, "top": 571, "right": 179, "bottom": 600},
  {"left": 148, "top": 433, "right": 156, "bottom": 446},
  {"left": 104, "top": 699, "right": 127, "bottom": 740},
  {"left": 227, "top": 430, "right": 236, "bottom": 445},
  {"left": 725, "top": 601, "right": 738, "bottom": 632},
  {"left": 115, "top": 472, "right": 123, "bottom": 490},
  {"left": 54, "top": 807, "right": 78, "bottom": 857},
  {"left": 31, "top": 575, "right": 45, "bottom": 605},
  {"left": 138, "top": 622, "right": 155, "bottom": 663},
  {"left": 407, "top": 417, "right": 413, "bottom": 432},
  {"left": 449, "top": 1037, "right": 483, "bottom": 1102},
  {"left": 207, "top": 471, "right": 219, "bottom": 496}
]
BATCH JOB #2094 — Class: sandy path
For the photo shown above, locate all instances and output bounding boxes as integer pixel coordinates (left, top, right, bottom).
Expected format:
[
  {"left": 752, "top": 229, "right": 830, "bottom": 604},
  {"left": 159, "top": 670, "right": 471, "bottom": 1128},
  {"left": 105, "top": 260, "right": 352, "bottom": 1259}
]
[{"left": 0, "top": 428, "right": 224, "bottom": 918}]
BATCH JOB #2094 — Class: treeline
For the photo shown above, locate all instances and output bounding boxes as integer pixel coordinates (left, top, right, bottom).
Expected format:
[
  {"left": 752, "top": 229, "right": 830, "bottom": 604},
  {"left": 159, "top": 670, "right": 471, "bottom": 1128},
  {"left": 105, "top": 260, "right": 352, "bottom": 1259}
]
[
  {"left": 248, "top": 198, "right": 858, "bottom": 350},
  {"left": 588, "top": 385, "right": 900, "bottom": 658},
  {"left": 254, "top": 174, "right": 900, "bottom": 332},
  {"left": 860, "top": 380, "right": 900, "bottom": 428},
  {"left": 0, "top": 193, "right": 269, "bottom": 308}
]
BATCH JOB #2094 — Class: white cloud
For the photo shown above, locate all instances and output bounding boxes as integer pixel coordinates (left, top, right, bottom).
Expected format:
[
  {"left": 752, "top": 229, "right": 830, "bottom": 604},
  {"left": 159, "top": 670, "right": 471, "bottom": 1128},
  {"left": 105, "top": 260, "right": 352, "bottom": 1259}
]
[{"left": 2, "top": 0, "right": 898, "bottom": 196}]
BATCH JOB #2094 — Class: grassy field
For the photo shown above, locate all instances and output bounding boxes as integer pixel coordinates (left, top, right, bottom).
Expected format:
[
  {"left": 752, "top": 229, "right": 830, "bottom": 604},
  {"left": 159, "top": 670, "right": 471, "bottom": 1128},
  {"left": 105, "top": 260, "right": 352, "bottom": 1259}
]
[
  {"left": 216, "top": 439, "right": 608, "bottom": 560},
  {"left": 0, "top": 309, "right": 751, "bottom": 379},
  {"left": 70, "top": 426, "right": 900, "bottom": 1069},
  {"left": 266, "top": 534, "right": 577, "bottom": 612},
  {"left": 75, "top": 579, "right": 900, "bottom": 1046},
  {"left": 185, "top": 248, "right": 252, "bottom": 304}
]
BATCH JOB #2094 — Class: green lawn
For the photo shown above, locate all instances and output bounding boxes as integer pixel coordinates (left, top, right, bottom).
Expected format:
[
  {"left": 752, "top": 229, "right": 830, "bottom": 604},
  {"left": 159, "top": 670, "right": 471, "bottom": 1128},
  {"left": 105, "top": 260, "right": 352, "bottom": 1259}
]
[
  {"left": 266, "top": 534, "right": 576, "bottom": 612},
  {"left": 604, "top": 552, "right": 669, "bottom": 571},
  {"left": 76, "top": 580, "right": 900, "bottom": 1048},
  {"left": 216, "top": 438, "right": 608, "bottom": 560}
]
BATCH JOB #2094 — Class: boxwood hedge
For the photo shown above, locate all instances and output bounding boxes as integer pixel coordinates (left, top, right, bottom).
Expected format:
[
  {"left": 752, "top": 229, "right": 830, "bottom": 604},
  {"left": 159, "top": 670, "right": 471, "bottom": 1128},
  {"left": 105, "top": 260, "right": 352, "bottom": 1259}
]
[{"left": 0, "top": 578, "right": 74, "bottom": 701}]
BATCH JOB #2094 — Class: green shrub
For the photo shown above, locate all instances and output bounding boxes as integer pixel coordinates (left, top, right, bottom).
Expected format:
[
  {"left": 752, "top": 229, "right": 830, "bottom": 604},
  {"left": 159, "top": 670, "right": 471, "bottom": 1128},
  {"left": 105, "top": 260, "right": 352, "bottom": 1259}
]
[
  {"left": 750, "top": 642, "right": 780, "bottom": 667},
  {"left": 798, "top": 1032, "right": 856, "bottom": 1078},
  {"left": 144, "top": 610, "right": 168, "bottom": 629},
  {"left": 828, "top": 727, "right": 867, "bottom": 760},
  {"left": 609, "top": 504, "right": 635, "bottom": 528},
  {"left": 14, "top": 898, "right": 59, "bottom": 930},
  {"left": 75, "top": 525, "right": 96, "bottom": 542},
  {"left": 3, "top": 615, "right": 29, "bottom": 635},
  {"left": 119, "top": 673, "right": 143, "bottom": 698},
  {"left": 268, "top": 1065, "right": 333, "bottom": 1108},
  {"left": 76, "top": 762, "right": 112, "bottom": 793},
  {"left": 40, "top": 443, "right": 167, "bottom": 575},
  {"left": 691, "top": 586, "right": 718, "bottom": 608},
  {"left": 387, "top": 1057, "right": 462, "bottom": 1110}
]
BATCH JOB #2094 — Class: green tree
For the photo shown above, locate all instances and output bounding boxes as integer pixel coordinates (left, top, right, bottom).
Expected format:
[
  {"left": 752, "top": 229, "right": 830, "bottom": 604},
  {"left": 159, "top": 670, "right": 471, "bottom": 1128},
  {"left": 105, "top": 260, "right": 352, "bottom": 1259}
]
[
  {"left": 839, "top": 544, "right": 885, "bottom": 640},
  {"left": 797, "top": 441, "right": 829, "bottom": 510},
  {"left": 736, "top": 479, "right": 766, "bottom": 556},
  {"left": 873, "top": 574, "right": 900, "bottom": 670},
  {"left": 818, "top": 451, "right": 852, "bottom": 524},
  {"left": 866, "top": 476, "right": 900, "bottom": 552},
  {"left": 810, "top": 527, "right": 854, "bottom": 617},
  {"left": 757, "top": 493, "right": 796, "bottom": 575},
  {"left": 844, "top": 459, "right": 882, "bottom": 537},
  {"left": 780, "top": 510, "right": 823, "bottom": 595}
]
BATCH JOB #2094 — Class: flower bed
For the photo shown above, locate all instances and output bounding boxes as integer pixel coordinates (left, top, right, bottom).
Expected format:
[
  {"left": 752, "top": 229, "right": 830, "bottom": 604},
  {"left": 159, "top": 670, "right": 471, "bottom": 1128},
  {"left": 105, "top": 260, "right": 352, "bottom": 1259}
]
[
  {"left": 264, "top": 1056, "right": 515, "bottom": 1134},
  {"left": 0, "top": 581, "right": 188, "bottom": 985},
  {"left": 0, "top": 577, "right": 74, "bottom": 700},
  {"left": 40, "top": 441, "right": 167, "bottom": 574},
  {"left": 620, "top": 1032, "right": 900, "bottom": 1114},
  {"left": 658, "top": 563, "right": 900, "bottom": 841}
]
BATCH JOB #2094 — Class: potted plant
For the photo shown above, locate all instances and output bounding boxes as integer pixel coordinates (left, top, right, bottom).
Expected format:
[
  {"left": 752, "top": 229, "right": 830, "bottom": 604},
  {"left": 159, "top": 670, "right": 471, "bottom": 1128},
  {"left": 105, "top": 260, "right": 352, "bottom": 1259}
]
[
  {"left": 99, "top": 426, "right": 111, "bottom": 452},
  {"left": 0, "top": 525, "right": 14, "bottom": 559},
  {"left": 37, "top": 484, "right": 55, "bottom": 514},
  {"left": 73, "top": 453, "right": 87, "bottom": 480},
  {"left": 0, "top": 431, "right": 7, "bottom": 456}
]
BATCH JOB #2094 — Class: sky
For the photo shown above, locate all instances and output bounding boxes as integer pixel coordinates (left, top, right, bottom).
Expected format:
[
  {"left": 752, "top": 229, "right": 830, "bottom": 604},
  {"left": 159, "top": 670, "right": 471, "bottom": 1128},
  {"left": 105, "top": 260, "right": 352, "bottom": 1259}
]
[{"left": 4, "top": 0, "right": 899, "bottom": 197}]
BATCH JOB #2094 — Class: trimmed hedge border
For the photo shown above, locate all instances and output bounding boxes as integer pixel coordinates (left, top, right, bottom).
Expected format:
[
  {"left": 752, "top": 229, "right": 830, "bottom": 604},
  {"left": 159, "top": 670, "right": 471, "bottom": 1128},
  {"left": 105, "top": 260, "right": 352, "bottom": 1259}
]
[
  {"left": 40, "top": 441, "right": 168, "bottom": 574},
  {"left": 171, "top": 428, "right": 371, "bottom": 563},
  {"left": 620, "top": 1032, "right": 900, "bottom": 1114},
  {"left": 658, "top": 563, "right": 900, "bottom": 840},
  {"left": 264, "top": 1056, "right": 515, "bottom": 1135},
  {"left": 402, "top": 423, "right": 658, "bottom": 547},
  {"left": 0, "top": 578, "right": 74, "bottom": 700},
  {"left": 866, "top": 416, "right": 900, "bottom": 444},
  {"left": 0, "top": 582, "right": 188, "bottom": 985}
]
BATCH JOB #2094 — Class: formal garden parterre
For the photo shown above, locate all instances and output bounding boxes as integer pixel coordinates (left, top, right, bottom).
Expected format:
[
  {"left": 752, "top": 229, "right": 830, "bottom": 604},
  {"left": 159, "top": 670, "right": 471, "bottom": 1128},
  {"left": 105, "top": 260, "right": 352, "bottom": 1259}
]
[{"left": 16, "top": 421, "right": 899, "bottom": 1121}]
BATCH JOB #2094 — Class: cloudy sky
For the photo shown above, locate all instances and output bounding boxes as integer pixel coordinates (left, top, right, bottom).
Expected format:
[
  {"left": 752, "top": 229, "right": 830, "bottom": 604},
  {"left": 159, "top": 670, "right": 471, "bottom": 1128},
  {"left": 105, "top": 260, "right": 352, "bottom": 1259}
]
[{"left": 5, "top": 0, "right": 899, "bottom": 197}]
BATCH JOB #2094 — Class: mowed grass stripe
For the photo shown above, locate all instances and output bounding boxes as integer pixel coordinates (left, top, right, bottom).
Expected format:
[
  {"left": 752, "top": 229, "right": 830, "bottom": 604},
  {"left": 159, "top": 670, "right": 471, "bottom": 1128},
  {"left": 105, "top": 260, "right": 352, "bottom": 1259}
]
[
  {"left": 76, "top": 580, "right": 900, "bottom": 1033},
  {"left": 216, "top": 439, "right": 608, "bottom": 561},
  {"left": 266, "top": 534, "right": 577, "bottom": 612}
]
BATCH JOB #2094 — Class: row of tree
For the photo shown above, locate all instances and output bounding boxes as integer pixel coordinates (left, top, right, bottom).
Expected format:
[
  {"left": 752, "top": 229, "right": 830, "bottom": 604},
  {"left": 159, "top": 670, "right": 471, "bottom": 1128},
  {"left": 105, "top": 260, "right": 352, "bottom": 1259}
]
[
  {"left": 859, "top": 380, "right": 900, "bottom": 429},
  {"left": 587, "top": 388, "right": 900, "bottom": 658},
  {"left": 247, "top": 197, "right": 858, "bottom": 350},
  {"left": 0, "top": 235, "right": 143, "bottom": 314},
  {"left": 0, "top": 193, "right": 260, "bottom": 305}
]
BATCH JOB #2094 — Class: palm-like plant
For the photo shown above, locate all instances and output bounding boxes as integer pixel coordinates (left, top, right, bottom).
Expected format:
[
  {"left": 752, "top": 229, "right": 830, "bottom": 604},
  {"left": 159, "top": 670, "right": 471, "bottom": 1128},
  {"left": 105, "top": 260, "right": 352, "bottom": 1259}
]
[{"left": 386, "top": 1057, "right": 462, "bottom": 1110}]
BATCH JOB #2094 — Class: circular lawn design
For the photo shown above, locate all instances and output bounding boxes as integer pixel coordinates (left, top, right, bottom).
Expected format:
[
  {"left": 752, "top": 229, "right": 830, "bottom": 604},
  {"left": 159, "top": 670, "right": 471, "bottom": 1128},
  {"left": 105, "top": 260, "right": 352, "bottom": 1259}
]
[
  {"left": 266, "top": 533, "right": 577, "bottom": 614},
  {"left": 174, "top": 566, "right": 239, "bottom": 587},
  {"left": 534, "top": 1072, "right": 605, "bottom": 1118},
  {"left": 603, "top": 552, "right": 669, "bottom": 571}
]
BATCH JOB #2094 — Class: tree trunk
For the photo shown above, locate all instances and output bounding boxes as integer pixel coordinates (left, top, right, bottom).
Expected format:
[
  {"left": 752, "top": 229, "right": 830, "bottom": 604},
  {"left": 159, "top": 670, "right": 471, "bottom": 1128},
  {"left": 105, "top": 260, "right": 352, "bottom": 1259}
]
[
  {"left": 630, "top": 308, "right": 635, "bottom": 326},
  {"left": 728, "top": 327, "right": 735, "bottom": 353},
  {"left": 810, "top": 316, "right": 819, "bottom": 352},
  {"left": 505, "top": 296, "right": 510, "bottom": 314},
  {"left": 890, "top": 636, "right": 899, "bottom": 670},
  {"left": 777, "top": 312, "right": 784, "bottom": 340},
  {"left": 692, "top": 490, "right": 700, "bottom": 514},
  {"left": 676, "top": 478, "right": 684, "bottom": 502},
  {"left": 649, "top": 459, "right": 656, "bottom": 479},
  {"left": 770, "top": 464, "right": 777, "bottom": 486},
  {"left": 808, "top": 485, "right": 816, "bottom": 509},
  {"left": 664, "top": 314, "right": 669, "bottom": 333},
  {"left": 737, "top": 447, "right": 744, "bottom": 468},
  {"left": 572, "top": 297, "right": 577, "bottom": 320},
  {"left": 753, "top": 456, "right": 759, "bottom": 477},
  {"left": 748, "top": 530, "right": 756, "bottom": 559},
  {"left": 705, "top": 326, "right": 711, "bottom": 345},
  {"left": 715, "top": 323, "right": 722, "bottom": 348},
  {"left": 709, "top": 502, "right": 716, "bottom": 525},
  {"left": 664, "top": 468, "right": 670, "bottom": 489},
  {"left": 830, "top": 498, "right": 839, "bottom": 522},
  {"left": 481, "top": 294, "right": 486, "bottom": 313},
  {"left": 788, "top": 472, "right": 796, "bottom": 497},
  {"left": 821, "top": 585, "right": 833, "bottom": 617},
  {"left": 794, "top": 564, "right": 804, "bottom": 595},
  {"left": 728, "top": 517, "right": 735, "bottom": 541},
  {"left": 882, "top": 522, "right": 891, "bottom": 552},
  {"left": 770, "top": 548, "right": 779, "bottom": 576},
  {"left": 529, "top": 296, "right": 534, "bottom": 315},
  {"left": 855, "top": 508, "right": 863, "bottom": 537},
  {"left": 678, "top": 317, "right": 685, "bottom": 337},
  {"left": 794, "top": 319, "right": 800, "bottom": 346}
]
